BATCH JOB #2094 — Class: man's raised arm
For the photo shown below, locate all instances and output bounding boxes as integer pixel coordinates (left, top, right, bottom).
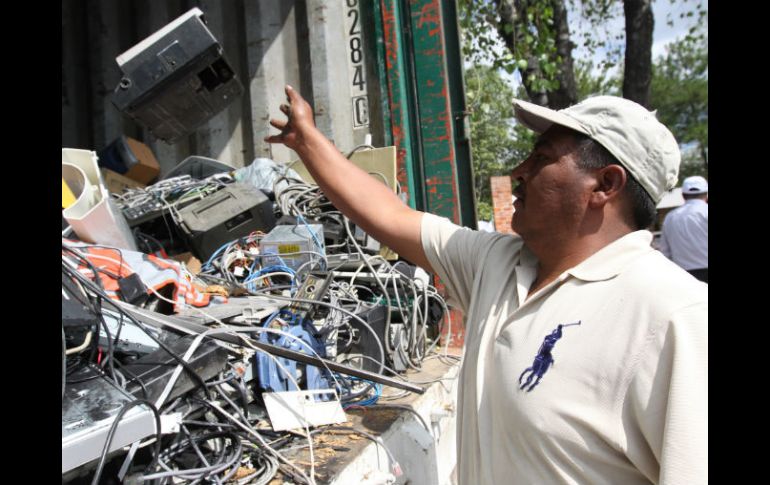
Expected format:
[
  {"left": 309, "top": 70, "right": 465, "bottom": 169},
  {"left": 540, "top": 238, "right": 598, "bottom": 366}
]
[{"left": 264, "top": 85, "right": 432, "bottom": 272}]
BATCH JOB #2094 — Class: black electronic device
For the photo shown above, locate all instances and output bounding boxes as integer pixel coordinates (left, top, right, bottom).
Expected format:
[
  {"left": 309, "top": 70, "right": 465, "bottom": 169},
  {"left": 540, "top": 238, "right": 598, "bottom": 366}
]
[
  {"left": 121, "top": 334, "right": 229, "bottom": 403},
  {"left": 62, "top": 292, "right": 98, "bottom": 329},
  {"left": 117, "top": 273, "right": 148, "bottom": 304},
  {"left": 121, "top": 181, "right": 227, "bottom": 228},
  {"left": 161, "top": 155, "right": 234, "bottom": 180},
  {"left": 122, "top": 197, "right": 169, "bottom": 227},
  {"left": 62, "top": 277, "right": 100, "bottom": 356},
  {"left": 177, "top": 183, "right": 276, "bottom": 261},
  {"left": 112, "top": 8, "right": 243, "bottom": 143},
  {"left": 339, "top": 305, "right": 389, "bottom": 373}
]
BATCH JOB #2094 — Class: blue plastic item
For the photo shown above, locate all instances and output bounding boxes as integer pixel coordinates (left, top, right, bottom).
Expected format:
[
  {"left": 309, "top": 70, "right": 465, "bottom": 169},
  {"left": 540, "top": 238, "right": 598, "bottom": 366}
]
[{"left": 255, "top": 311, "right": 333, "bottom": 400}]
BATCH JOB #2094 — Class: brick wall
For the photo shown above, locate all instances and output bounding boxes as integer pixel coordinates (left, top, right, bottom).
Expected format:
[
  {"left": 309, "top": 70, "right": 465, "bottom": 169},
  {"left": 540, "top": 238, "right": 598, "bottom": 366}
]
[{"left": 490, "top": 175, "right": 515, "bottom": 234}]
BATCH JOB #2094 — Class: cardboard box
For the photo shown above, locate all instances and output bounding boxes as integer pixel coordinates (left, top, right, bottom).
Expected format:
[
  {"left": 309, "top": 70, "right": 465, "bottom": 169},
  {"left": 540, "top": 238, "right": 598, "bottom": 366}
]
[
  {"left": 123, "top": 137, "right": 161, "bottom": 184},
  {"left": 98, "top": 136, "right": 161, "bottom": 185},
  {"left": 100, "top": 168, "right": 146, "bottom": 194},
  {"left": 170, "top": 252, "right": 202, "bottom": 275}
]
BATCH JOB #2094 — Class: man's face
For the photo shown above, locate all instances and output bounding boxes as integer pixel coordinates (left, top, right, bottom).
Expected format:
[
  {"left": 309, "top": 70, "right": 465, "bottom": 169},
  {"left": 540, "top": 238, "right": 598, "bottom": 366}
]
[{"left": 510, "top": 126, "right": 595, "bottom": 241}]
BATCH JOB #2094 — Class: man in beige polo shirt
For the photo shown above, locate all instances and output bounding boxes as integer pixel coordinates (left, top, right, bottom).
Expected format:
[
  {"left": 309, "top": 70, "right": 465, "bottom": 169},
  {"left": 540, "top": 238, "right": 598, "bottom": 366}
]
[{"left": 266, "top": 86, "right": 707, "bottom": 484}]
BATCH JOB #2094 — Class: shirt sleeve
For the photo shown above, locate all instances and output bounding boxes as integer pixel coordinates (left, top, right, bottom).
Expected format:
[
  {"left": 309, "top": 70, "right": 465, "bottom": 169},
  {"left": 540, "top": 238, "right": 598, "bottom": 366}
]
[
  {"left": 420, "top": 213, "right": 507, "bottom": 313},
  {"left": 623, "top": 301, "right": 708, "bottom": 484}
]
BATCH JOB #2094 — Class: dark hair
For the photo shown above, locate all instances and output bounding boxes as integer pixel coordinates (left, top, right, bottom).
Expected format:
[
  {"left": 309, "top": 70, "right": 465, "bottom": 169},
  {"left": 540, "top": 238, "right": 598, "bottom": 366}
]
[{"left": 574, "top": 135, "right": 657, "bottom": 230}]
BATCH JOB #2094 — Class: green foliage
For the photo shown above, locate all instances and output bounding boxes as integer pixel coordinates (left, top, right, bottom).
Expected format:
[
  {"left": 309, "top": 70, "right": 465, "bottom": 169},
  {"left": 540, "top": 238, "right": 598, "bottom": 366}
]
[
  {"left": 569, "top": 0, "right": 625, "bottom": 72},
  {"left": 574, "top": 58, "right": 621, "bottom": 100},
  {"left": 650, "top": 23, "right": 708, "bottom": 179},
  {"left": 465, "top": 66, "right": 521, "bottom": 219},
  {"left": 459, "top": 1, "right": 708, "bottom": 220},
  {"left": 459, "top": 0, "right": 562, "bottom": 94},
  {"left": 477, "top": 200, "right": 494, "bottom": 221}
]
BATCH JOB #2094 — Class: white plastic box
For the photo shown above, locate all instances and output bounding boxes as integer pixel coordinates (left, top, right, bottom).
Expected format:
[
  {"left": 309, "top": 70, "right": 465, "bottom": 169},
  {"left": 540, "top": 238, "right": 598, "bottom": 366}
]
[
  {"left": 259, "top": 224, "right": 325, "bottom": 271},
  {"left": 62, "top": 148, "right": 137, "bottom": 250}
]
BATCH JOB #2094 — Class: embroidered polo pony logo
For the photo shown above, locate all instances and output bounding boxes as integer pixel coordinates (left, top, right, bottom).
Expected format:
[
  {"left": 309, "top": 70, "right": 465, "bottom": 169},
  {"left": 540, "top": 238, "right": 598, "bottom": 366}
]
[{"left": 518, "top": 321, "right": 581, "bottom": 392}]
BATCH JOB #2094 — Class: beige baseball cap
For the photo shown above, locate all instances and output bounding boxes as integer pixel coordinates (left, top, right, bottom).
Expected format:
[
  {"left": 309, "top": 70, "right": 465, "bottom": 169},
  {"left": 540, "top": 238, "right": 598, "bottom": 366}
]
[{"left": 512, "top": 95, "right": 680, "bottom": 203}]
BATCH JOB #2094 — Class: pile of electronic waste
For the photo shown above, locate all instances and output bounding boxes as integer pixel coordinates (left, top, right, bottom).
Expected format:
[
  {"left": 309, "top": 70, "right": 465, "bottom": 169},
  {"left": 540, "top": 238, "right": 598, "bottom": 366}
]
[{"left": 62, "top": 153, "right": 456, "bottom": 484}]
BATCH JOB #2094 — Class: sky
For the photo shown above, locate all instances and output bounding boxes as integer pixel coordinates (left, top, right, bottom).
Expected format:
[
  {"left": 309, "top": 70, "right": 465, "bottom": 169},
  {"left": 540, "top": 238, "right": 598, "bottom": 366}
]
[{"left": 650, "top": 0, "right": 707, "bottom": 59}]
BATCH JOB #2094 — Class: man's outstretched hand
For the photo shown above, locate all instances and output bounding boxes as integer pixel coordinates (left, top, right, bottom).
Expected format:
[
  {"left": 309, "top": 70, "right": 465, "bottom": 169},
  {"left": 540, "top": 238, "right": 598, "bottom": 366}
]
[
  {"left": 261, "top": 87, "right": 431, "bottom": 272},
  {"left": 264, "top": 85, "right": 315, "bottom": 152}
]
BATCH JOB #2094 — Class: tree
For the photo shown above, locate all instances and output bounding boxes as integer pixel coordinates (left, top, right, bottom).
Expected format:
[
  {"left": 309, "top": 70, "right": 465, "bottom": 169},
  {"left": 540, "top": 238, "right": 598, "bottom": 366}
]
[
  {"left": 650, "top": 26, "right": 708, "bottom": 178},
  {"left": 465, "top": 66, "right": 524, "bottom": 221},
  {"left": 460, "top": 0, "right": 578, "bottom": 109},
  {"left": 460, "top": 1, "right": 707, "bottom": 219},
  {"left": 623, "top": 0, "right": 654, "bottom": 106},
  {"left": 574, "top": 58, "right": 621, "bottom": 99},
  {"left": 457, "top": 0, "right": 708, "bottom": 108}
]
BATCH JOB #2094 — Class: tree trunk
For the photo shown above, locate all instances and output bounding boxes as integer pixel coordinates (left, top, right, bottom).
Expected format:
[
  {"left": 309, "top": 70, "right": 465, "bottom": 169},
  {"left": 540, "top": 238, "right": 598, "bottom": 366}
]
[
  {"left": 623, "top": 0, "right": 654, "bottom": 107},
  {"left": 546, "top": 0, "right": 577, "bottom": 109},
  {"left": 494, "top": 0, "right": 576, "bottom": 108},
  {"left": 495, "top": 0, "right": 548, "bottom": 106}
]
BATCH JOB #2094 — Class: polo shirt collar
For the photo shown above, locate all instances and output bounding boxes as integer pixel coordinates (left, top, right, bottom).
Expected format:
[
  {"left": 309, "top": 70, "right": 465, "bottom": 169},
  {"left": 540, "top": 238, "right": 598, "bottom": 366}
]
[
  {"left": 518, "top": 231, "right": 654, "bottom": 283},
  {"left": 567, "top": 230, "right": 654, "bottom": 282}
]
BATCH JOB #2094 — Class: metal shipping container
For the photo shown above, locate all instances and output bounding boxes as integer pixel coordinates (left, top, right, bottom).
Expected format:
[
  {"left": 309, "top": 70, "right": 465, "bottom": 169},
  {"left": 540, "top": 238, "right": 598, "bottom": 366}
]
[{"left": 61, "top": 0, "right": 476, "bottom": 228}]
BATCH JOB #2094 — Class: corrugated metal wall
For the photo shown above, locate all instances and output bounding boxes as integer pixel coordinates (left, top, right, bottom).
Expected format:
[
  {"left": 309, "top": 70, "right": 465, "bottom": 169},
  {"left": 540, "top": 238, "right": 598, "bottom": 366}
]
[
  {"left": 62, "top": 0, "right": 476, "bottom": 228},
  {"left": 62, "top": 0, "right": 386, "bottom": 174}
]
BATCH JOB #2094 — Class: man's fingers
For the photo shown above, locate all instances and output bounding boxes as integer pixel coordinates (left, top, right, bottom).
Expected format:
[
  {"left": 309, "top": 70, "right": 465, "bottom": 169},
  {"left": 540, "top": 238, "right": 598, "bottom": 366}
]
[
  {"left": 280, "top": 104, "right": 291, "bottom": 116},
  {"left": 264, "top": 134, "right": 282, "bottom": 144},
  {"left": 285, "top": 84, "right": 297, "bottom": 102},
  {"left": 269, "top": 118, "right": 287, "bottom": 129}
]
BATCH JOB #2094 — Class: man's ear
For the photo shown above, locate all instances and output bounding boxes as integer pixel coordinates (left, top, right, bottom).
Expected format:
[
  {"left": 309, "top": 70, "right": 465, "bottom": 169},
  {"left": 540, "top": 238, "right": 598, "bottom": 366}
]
[{"left": 588, "top": 165, "right": 627, "bottom": 209}]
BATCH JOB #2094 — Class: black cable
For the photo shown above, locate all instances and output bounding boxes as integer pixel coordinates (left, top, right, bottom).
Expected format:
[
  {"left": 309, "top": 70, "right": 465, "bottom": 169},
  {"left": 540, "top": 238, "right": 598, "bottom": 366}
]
[
  {"left": 66, "top": 361, "right": 106, "bottom": 384},
  {"left": 215, "top": 384, "right": 250, "bottom": 425},
  {"left": 233, "top": 374, "right": 251, "bottom": 420},
  {"left": 179, "top": 424, "right": 219, "bottom": 485},
  {"left": 61, "top": 262, "right": 213, "bottom": 401},
  {"left": 182, "top": 420, "right": 235, "bottom": 429},
  {"left": 113, "top": 357, "right": 150, "bottom": 401},
  {"left": 62, "top": 326, "right": 67, "bottom": 399},
  {"left": 111, "top": 309, "right": 126, "bottom": 349},
  {"left": 134, "top": 229, "right": 167, "bottom": 255},
  {"left": 90, "top": 399, "right": 162, "bottom": 485},
  {"left": 92, "top": 294, "right": 118, "bottom": 385},
  {"left": 152, "top": 430, "right": 241, "bottom": 482},
  {"left": 62, "top": 245, "right": 104, "bottom": 290},
  {"left": 62, "top": 256, "right": 104, "bottom": 366},
  {"left": 62, "top": 252, "right": 111, "bottom": 370}
]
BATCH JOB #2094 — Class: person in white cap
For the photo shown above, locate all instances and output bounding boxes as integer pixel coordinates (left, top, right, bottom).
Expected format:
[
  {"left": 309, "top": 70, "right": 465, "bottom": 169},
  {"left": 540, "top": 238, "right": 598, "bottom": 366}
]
[
  {"left": 658, "top": 175, "right": 708, "bottom": 282},
  {"left": 266, "top": 86, "right": 707, "bottom": 485}
]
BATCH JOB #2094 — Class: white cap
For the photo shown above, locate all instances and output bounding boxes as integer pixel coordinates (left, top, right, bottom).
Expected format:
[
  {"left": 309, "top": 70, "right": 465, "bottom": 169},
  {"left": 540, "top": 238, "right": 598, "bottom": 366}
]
[
  {"left": 512, "top": 96, "right": 681, "bottom": 204},
  {"left": 682, "top": 175, "right": 708, "bottom": 194}
]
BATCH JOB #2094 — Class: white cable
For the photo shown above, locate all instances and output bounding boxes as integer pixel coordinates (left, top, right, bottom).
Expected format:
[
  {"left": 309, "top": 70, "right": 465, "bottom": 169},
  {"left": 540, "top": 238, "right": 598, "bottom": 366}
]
[{"left": 65, "top": 330, "right": 92, "bottom": 355}]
